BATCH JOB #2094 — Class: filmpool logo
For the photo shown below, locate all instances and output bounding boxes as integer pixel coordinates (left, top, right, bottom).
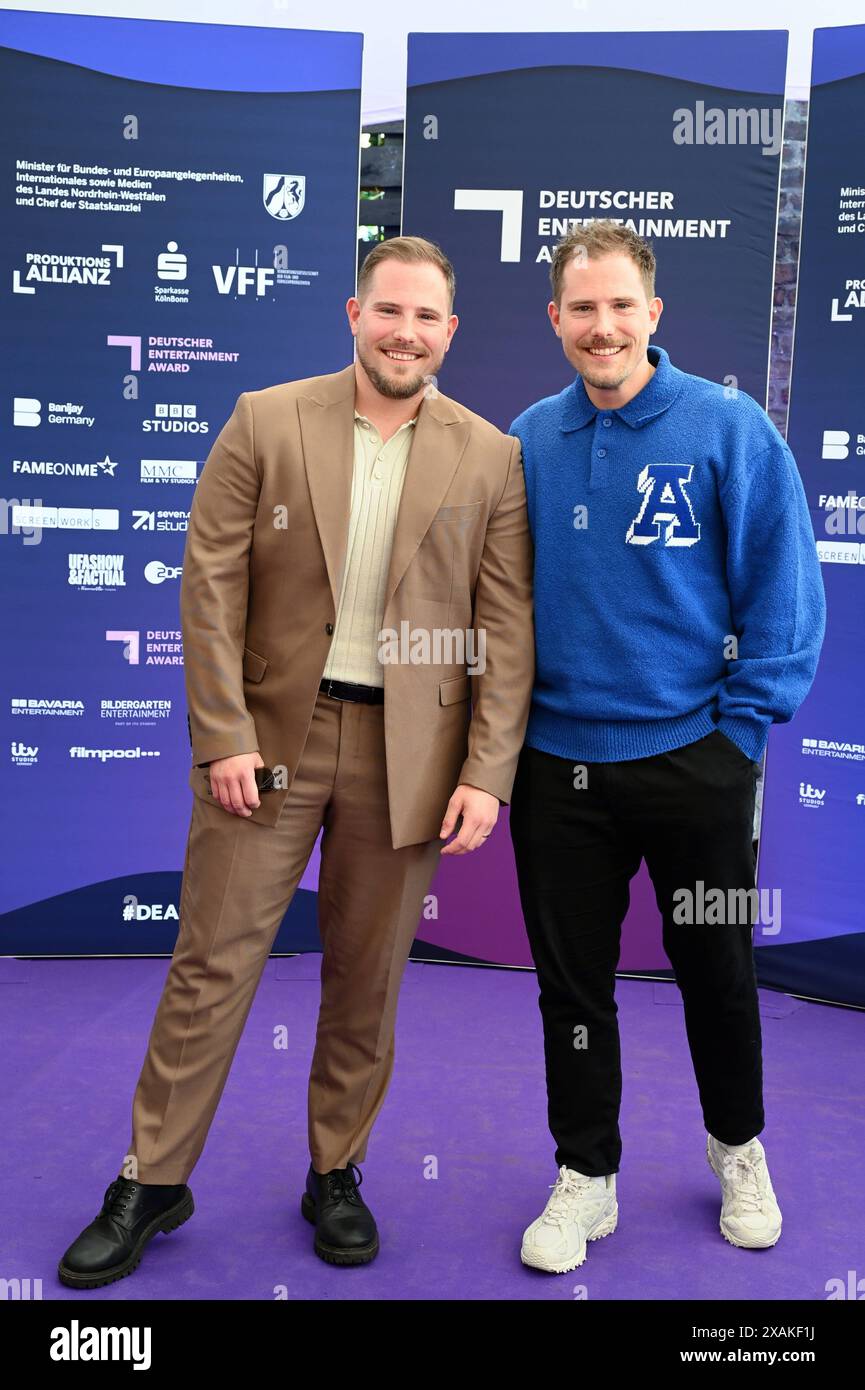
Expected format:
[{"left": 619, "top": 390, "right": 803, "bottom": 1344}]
[
  {"left": 13, "top": 396, "right": 95, "bottom": 427},
  {"left": 12, "top": 243, "right": 123, "bottom": 295},
  {"left": 68, "top": 553, "right": 125, "bottom": 589},
  {"left": 802, "top": 736, "right": 865, "bottom": 761},
  {"left": 132, "top": 508, "right": 189, "bottom": 532},
  {"left": 142, "top": 403, "right": 209, "bottom": 434},
  {"left": 69, "top": 745, "right": 161, "bottom": 761},
  {"left": 11, "top": 697, "right": 84, "bottom": 718},
  {"left": 11, "top": 740, "right": 38, "bottom": 766},
  {"left": 144, "top": 560, "right": 182, "bottom": 584},
  {"left": 139, "top": 458, "right": 198, "bottom": 485},
  {"left": 799, "top": 782, "right": 826, "bottom": 809},
  {"left": 12, "top": 453, "right": 118, "bottom": 478}
]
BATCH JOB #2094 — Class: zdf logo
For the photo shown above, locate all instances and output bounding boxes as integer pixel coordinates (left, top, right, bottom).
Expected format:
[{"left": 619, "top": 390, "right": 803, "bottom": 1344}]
[{"left": 144, "top": 561, "right": 182, "bottom": 584}]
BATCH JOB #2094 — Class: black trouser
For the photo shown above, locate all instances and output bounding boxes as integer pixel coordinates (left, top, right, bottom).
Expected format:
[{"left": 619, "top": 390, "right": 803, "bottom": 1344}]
[{"left": 509, "top": 730, "right": 764, "bottom": 1176}]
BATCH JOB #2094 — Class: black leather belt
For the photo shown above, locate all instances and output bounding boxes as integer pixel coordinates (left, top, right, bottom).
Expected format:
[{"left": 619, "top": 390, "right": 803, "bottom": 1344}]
[{"left": 319, "top": 678, "right": 384, "bottom": 704}]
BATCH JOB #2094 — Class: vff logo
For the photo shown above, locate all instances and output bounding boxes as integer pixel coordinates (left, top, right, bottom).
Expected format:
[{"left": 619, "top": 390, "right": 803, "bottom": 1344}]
[
  {"left": 212, "top": 254, "right": 274, "bottom": 297},
  {"left": 263, "top": 174, "right": 305, "bottom": 221}
]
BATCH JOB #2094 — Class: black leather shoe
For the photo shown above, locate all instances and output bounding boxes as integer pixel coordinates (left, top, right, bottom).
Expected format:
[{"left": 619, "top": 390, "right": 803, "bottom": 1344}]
[
  {"left": 58, "top": 1176, "right": 194, "bottom": 1288},
  {"left": 301, "top": 1162, "right": 379, "bottom": 1265}
]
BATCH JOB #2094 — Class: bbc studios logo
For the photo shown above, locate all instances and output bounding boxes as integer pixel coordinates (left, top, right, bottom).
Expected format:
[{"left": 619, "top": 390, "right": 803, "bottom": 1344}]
[{"left": 141, "top": 403, "right": 209, "bottom": 435}]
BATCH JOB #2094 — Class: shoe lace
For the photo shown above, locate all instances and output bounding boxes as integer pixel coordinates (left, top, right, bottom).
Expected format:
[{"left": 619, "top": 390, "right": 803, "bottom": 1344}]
[
  {"left": 724, "top": 1151, "right": 768, "bottom": 1215},
  {"left": 541, "top": 1167, "right": 601, "bottom": 1231},
  {"left": 325, "top": 1162, "right": 364, "bottom": 1205},
  {"left": 103, "top": 1177, "right": 139, "bottom": 1220}
]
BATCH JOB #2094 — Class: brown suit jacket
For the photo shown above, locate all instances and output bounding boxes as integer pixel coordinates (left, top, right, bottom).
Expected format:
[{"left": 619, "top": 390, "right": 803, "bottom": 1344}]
[{"left": 181, "top": 363, "right": 535, "bottom": 848}]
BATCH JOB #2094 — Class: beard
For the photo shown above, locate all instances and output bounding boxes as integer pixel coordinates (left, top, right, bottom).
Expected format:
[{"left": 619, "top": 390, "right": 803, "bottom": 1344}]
[
  {"left": 356, "top": 340, "right": 439, "bottom": 400},
  {"left": 577, "top": 344, "right": 634, "bottom": 391}
]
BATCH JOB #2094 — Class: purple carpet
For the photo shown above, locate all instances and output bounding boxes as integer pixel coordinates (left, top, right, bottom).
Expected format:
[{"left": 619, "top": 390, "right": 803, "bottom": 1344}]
[{"left": 2, "top": 957, "right": 861, "bottom": 1300}]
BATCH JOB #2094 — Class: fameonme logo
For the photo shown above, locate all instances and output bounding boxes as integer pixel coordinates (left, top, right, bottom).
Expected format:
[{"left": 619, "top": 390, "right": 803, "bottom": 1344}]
[
  {"left": 49, "top": 1320, "right": 151, "bottom": 1369},
  {"left": 12, "top": 453, "right": 118, "bottom": 478}
]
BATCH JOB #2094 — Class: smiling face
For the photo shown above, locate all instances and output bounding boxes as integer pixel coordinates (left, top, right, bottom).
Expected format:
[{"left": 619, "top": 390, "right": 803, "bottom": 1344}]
[
  {"left": 347, "top": 258, "right": 458, "bottom": 401},
  {"left": 549, "top": 252, "right": 663, "bottom": 406}
]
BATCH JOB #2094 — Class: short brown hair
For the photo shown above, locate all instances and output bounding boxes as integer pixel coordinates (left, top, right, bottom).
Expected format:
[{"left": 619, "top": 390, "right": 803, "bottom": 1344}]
[
  {"left": 357, "top": 235, "right": 456, "bottom": 312},
  {"left": 550, "top": 221, "right": 656, "bottom": 306}
]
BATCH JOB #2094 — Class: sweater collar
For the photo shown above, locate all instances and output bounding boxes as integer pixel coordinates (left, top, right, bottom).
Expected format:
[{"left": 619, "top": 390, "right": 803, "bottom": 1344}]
[{"left": 560, "top": 344, "right": 685, "bottom": 431}]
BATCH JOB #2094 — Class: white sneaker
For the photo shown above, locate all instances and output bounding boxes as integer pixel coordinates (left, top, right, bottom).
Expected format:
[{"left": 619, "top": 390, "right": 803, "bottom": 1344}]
[
  {"left": 707, "top": 1134, "right": 783, "bottom": 1248},
  {"left": 521, "top": 1165, "right": 618, "bottom": 1273}
]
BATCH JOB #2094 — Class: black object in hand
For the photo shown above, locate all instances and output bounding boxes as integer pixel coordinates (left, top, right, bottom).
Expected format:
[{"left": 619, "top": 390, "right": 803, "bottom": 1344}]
[{"left": 204, "top": 765, "right": 276, "bottom": 794}]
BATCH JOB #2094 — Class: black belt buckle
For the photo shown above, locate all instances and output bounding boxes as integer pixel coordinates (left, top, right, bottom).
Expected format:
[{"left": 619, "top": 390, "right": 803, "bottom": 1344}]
[{"left": 320, "top": 678, "right": 382, "bottom": 704}]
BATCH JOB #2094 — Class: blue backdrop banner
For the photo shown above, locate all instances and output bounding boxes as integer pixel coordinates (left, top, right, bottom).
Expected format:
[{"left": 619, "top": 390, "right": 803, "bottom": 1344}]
[
  {"left": 0, "top": 11, "right": 362, "bottom": 953},
  {"left": 401, "top": 30, "right": 790, "bottom": 973},
  {"left": 756, "top": 24, "right": 865, "bottom": 1007}
]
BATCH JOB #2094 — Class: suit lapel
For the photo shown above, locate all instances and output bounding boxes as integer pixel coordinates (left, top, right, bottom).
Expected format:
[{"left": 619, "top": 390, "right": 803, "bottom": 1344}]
[
  {"left": 382, "top": 392, "right": 471, "bottom": 613},
  {"left": 297, "top": 366, "right": 356, "bottom": 614},
  {"left": 297, "top": 366, "right": 471, "bottom": 617}
]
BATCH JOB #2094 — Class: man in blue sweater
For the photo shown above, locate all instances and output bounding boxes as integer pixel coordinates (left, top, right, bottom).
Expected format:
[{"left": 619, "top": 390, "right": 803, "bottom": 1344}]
[{"left": 508, "top": 220, "right": 825, "bottom": 1274}]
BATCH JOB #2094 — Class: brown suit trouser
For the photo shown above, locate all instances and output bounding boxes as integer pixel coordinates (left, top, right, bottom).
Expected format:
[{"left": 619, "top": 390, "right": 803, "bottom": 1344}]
[{"left": 121, "top": 690, "right": 442, "bottom": 1184}]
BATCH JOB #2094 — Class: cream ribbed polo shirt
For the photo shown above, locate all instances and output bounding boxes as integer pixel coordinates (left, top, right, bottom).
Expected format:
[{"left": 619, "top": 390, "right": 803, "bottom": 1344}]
[{"left": 322, "top": 409, "right": 418, "bottom": 687}]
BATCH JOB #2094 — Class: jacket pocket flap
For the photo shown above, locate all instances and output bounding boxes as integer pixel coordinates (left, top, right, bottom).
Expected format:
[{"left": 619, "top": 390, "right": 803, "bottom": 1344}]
[
  {"left": 439, "top": 674, "right": 470, "bottom": 705},
  {"left": 242, "top": 646, "right": 268, "bottom": 682}
]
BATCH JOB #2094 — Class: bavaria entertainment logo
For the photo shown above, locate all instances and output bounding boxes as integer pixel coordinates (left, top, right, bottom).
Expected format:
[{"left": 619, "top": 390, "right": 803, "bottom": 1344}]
[{"left": 802, "top": 737, "right": 865, "bottom": 761}]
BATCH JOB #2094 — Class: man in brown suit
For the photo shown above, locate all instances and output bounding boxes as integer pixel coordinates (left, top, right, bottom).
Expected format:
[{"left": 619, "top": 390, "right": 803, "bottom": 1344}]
[{"left": 58, "top": 236, "right": 534, "bottom": 1286}]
